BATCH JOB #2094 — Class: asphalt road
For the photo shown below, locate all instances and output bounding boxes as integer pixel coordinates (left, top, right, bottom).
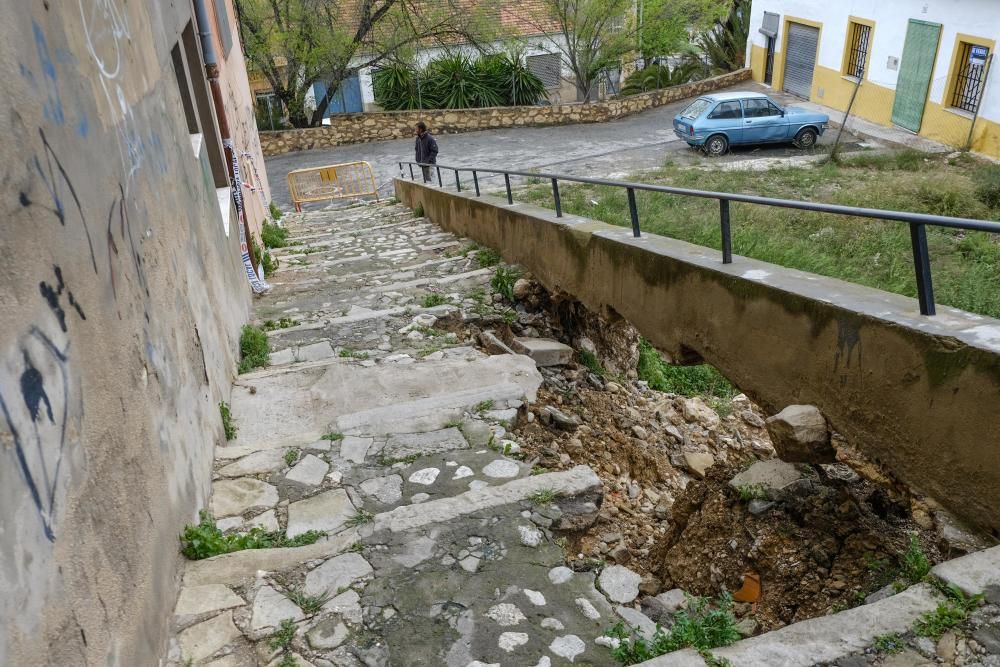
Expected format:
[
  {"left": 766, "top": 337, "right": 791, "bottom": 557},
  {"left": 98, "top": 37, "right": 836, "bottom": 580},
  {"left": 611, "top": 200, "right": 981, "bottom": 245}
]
[{"left": 264, "top": 81, "right": 863, "bottom": 210}]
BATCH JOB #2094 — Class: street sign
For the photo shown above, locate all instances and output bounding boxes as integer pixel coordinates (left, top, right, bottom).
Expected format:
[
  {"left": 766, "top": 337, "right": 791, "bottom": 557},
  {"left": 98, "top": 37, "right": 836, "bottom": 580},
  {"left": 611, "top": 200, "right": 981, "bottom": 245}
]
[{"left": 970, "top": 45, "right": 989, "bottom": 66}]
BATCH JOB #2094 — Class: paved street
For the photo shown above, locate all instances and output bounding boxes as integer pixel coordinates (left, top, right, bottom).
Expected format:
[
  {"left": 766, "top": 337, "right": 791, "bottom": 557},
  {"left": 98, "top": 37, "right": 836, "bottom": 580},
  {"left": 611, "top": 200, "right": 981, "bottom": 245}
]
[{"left": 265, "top": 82, "right": 865, "bottom": 210}]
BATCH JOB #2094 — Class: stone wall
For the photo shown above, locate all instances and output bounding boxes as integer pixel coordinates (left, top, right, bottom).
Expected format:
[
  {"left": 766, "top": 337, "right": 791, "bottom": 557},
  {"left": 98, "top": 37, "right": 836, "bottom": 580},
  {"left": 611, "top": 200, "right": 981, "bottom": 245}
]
[
  {"left": 396, "top": 179, "right": 1000, "bottom": 536},
  {"left": 1, "top": 3, "right": 251, "bottom": 665},
  {"left": 260, "top": 69, "right": 751, "bottom": 155}
]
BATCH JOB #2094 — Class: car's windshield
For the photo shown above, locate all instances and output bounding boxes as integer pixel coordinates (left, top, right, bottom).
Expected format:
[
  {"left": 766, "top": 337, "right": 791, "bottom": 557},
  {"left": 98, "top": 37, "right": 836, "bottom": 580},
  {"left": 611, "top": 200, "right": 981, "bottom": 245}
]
[{"left": 679, "top": 99, "right": 711, "bottom": 119}]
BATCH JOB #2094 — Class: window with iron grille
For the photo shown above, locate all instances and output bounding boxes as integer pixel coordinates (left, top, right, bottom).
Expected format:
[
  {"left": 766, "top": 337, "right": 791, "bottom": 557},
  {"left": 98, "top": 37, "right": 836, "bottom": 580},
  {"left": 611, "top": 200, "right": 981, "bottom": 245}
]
[
  {"left": 845, "top": 21, "right": 871, "bottom": 79},
  {"left": 527, "top": 53, "right": 563, "bottom": 89},
  {"left": 951, "top": 42, "right": 990, "bottom": 113}
]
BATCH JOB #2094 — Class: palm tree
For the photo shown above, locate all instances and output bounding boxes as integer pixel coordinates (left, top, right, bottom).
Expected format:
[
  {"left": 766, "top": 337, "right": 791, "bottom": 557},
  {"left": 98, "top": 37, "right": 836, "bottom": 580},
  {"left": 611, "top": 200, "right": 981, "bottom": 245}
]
[{"left": 687, "top": 0, "right": 750, "bottom": 76}]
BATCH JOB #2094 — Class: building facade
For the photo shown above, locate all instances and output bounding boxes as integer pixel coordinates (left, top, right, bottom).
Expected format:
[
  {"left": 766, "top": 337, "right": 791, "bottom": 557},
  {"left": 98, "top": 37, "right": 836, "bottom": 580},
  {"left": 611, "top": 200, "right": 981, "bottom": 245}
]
[
  {"left": 1, "top": 1, "right": 267, "bottom": 664},
  {"left": 745, "top": 0, "right": 999, "bottom": 158}
]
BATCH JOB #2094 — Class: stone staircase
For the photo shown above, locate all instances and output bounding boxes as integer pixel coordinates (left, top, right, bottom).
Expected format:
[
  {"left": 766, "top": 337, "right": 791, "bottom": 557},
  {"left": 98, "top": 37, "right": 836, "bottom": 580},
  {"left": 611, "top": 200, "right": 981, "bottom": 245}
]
[{"left": 165, "top": 202, "right": 632, "bottom": 666}]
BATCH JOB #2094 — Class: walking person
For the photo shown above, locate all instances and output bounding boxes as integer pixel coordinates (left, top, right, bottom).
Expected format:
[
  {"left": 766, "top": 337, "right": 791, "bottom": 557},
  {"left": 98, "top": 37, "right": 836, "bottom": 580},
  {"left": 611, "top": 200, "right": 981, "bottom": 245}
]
[{"left": 415, "top": 121, "right": 438, "bottom": 183}]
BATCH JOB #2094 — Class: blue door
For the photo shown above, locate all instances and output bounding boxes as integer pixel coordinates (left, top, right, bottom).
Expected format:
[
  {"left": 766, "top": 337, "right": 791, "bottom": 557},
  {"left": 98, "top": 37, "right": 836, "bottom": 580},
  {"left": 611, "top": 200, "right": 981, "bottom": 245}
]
[
  {"left": 314, "top": 75, "right": 363, "bottom": 115},
  {"left": 704, "top": 100, "right": 743, "bottom": 144},
  {"left": 741, "top": 98, "right": 786, "bottom": 143}
]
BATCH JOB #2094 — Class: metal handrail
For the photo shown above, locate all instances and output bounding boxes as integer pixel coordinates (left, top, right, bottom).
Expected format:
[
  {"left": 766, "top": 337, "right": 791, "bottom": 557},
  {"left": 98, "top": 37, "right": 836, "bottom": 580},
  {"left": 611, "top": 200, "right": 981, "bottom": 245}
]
[{"left": 399, "top": 160, "right": 1000, "bottom": 317}]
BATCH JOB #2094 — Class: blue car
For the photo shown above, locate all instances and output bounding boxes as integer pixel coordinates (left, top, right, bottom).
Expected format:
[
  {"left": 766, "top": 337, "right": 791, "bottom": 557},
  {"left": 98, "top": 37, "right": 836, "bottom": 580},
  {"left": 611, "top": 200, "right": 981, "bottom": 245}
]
[{"left": 673, "top": 91, "right": 830, "bottom": 156}]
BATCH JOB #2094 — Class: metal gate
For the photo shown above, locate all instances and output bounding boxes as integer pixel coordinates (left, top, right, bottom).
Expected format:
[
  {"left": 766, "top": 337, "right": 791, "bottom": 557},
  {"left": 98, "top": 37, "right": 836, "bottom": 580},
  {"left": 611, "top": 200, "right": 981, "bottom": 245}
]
[
  {"left": 783, "top": 23, "right": 819, "bottom": 98},
  {"left": 891, "top": 20, "right": 942, "bottom": 132}
]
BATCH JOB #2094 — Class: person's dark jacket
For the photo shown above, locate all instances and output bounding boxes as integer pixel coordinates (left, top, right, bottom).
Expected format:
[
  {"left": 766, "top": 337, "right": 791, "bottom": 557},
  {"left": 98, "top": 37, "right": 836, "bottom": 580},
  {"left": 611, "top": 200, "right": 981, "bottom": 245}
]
[{"left": 415, "top": 131, "right": 439, "bottom": 165}]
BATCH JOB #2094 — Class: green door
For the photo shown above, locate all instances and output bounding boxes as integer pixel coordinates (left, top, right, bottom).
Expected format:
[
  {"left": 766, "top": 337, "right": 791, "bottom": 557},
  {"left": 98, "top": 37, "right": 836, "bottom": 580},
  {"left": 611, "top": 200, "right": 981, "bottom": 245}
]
[{"left": 891, "top": 20, "right": 941, "bottom": 132}]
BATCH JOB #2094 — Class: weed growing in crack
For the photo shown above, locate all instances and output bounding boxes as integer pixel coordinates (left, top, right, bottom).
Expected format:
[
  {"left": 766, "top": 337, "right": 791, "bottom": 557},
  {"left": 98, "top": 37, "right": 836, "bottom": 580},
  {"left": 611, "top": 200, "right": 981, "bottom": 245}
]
[
  {"left": 179, "top": 512, "right": 324, "bottom": 560},
  {"left": 220, "top": 402, "right": 237, "bottom": 440},
  {"left": 285, "top": 587, "right": 332, "bottom": 615},
  {"left": 529, "top": 489, "right": 558, "bottom": 506},
  {"left": 421, "top": 293, "right": 449, "bottom": 308},
  {"left": 490, "top": 266, "right": 520, "bottom": 301},
  {"left": 578, "top": 350, "right": 606, "bottom": 377},
  {"left": 269, "top": 618, "right": 297, "bottom": 650},
  {"left": 322, "top": 432, "right": 344, "bottom": 442},
  {"left": 378, "top": 453, "right": 419, "bottom": 466},
  {"left": 239, "top": 324, "right": 270, "bottom": 373},
  {"left": 263, "top": 317, "right": 297, "bottom": 331},
  {"left": 444, "top": 418, "right": 463, "bottom": 429},
  {"left": 473, "top": 400, "right": 495, "bottom": 414},
  {"left": 413, "top": 204, "right": 424, "bottom": 217},
  {"left": 914, "top": 582, "right": 983, "bottom": 638},
  {"left": 605, "top": 593, "right": 740, "bottom": 665},
  {"left": 476, "top": 247, "right": 501, "bottom": 268},
  {"left": 285, "top": 448, "right": 300, "bottom": 467},
  {"left": 262, "top": 222, "right": 290, "bottom": 248},
  {"left": 531, "top": 466, "right": 548, "bottom": 475},
  {"left": 346, "top": 510, "right": 375, "bottom": 527},
  {"left": 348, "top": 542, "right": 365, "bottom": 553},
  {"left": 700, "top": 653, "right": 732, "bottom": 667},
  {"left": 872, "top": 633, "right": 905, "bottom": 654},
  {"left": 338, "top": 348, "right": 369, "bottom": 360},
  {"left": 276, "top": 655, "right": 298, "bottom": 667},
  {"left": 735, "top": 483, "right": 768, "bottom": 502},
  {"left": 899, "top": 533, "right": 932, "bottom": 585},
  {"left": 269, "top": 201, "right": 284, "bottom": 220}
]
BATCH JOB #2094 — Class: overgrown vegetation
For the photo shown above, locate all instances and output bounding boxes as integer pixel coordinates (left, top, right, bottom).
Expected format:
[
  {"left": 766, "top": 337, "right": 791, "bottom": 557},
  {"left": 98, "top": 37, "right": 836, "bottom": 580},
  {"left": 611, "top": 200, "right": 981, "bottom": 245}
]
[
  {"left": 735, "top": 483, "right": 767, "bottom": 502},
  {"left": 473, "top": 399, "right": 495, "bottom": 414},
  {"left": 250, "top": 233, "right": 278, "bottom": 277},
  {"left": 527, "top": 154, "right": 1000, "bottom": 319},
  {"left": 578, "top": 350, "right": 606, "bottom": 377},
  {"left": 346, "top": 510, "right": 375, "bottom": 527},
  {"left": 284, "top": 586, "right": 332, "bottom": 615},
  {"left": 413, "top": 204, "right": 424, "bottom": 217},
  {"left": 338, "top": 348, "right": 369, "bottom": 360},
  {"left": 322, "top": 432, "right": 344, "bottom": 442},
  {"left": 914, "top": 583, "right": 984, "bottom": 638},
  {"left": 974, "top": 163, "right": 1000, "bottom": 209},
  {"left": 239, "top": 324, "right": 270, "bottom": 373},
  {"left": 872, "top": 633, "right": 905, "bottom": 654},
  {"left": 899, "top": 534, "right": 932, "bottom": 585},
  {"left": 180, "top": 512, "right": 323, "bottom": 560},
  {"left": 421, "top": 293, "right": 449, "bottom": 308},
  {"left": 529, "top": 489, "right": 559, "bottom": 505},
  {"left": 606, "top": 593, "right": 740, "bottom": 664},
  {"left": 263, "top": 317, "right": 297, "bottom": 331},
  {"left": 269, "top": 618, "right": 297, "bottom": 651},
  {"left": 262, "top": 221, "right": 290, "bottom": 248},
  {"left": 269, "top": 201, "right": 283, "bottom": 220},
  {"left": 490, "top": 266, "right": 521, "bottom": 301},
  {"left": 285, "top": 448, "right": 300, "bottom": 467},
  {"left": 637, "top": 339, "right": 735, "bottom": 400},
  {"left": 220, "top": 402, "right": 237, "bottom": 441},
  {"left": 476, "top": 247, "right": 502, "bottom": 267}
]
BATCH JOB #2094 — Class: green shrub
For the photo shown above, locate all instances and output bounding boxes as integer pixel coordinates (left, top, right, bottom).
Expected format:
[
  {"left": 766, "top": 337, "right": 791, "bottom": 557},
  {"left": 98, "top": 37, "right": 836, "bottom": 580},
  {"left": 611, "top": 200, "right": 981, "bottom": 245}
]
[
  {"left": 606, "top": 594, "right": 741, "bottom": 664},
  {"left": 490, "top": 266, "right": 520, "bottom": 301},
  {"left": 422, "top": 293, "right": 449, "bottom": 308},
  {"left": 414, "top": 204, "right": 424, "bottom": 217},
  {"left": 621, "top": 63, "right": 702, "bottom": 96},
  {"left": 180, "top": 511, "right": 323, "bottom": 560},
  {"left": 262, "top": 222, "right": 289, "bottom": 248},
  {"left": 476, "top": 247, "right": 501, "bottom": 267},
  {"left": 269, "top": 618, "right": 297, "bottom": 651},
  {"left": 269, "top": 201, "right": 283, "bottom": 220},
  {"left": 239, "top": 324, "right": 270, "bottom": 373},
  {"left": 637, "top": 339, "right": 734, "bottom": 400},
  {"left": 579, "top": 350, "right": 606, "bottom": 377},
  {"left": 974, "top": 164, "right": 1000, "bottom": 209},
  {"left": 220, "top": 402, "right": 237, "bottom": 440},
  {"left": 899, "top": 533, "right": 932, "bottom": 584}
]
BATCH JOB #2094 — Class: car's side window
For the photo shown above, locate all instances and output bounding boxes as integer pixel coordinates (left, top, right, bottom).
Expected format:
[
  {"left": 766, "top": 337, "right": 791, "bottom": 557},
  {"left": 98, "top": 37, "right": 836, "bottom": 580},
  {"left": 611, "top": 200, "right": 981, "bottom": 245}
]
[
  {"left": 768, "top": 101, "right": 783, "bottom": 116},
  {"left": 709, "top": 101, "right": 742, "bottom": 119},
  {"left": 744, "top": 99, "right": 782, "bottom": 118}
]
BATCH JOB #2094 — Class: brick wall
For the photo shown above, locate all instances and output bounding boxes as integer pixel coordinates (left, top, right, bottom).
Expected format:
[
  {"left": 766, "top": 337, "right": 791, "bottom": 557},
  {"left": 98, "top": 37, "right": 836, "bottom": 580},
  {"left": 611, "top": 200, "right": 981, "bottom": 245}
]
[{"left": 260, "top": 69, "right": 751, "bottom": 155}]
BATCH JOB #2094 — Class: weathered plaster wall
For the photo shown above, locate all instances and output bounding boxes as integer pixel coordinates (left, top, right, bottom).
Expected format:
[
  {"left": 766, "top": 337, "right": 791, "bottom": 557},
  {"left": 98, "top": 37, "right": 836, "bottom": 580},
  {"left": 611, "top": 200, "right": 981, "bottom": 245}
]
[
  {"left": 0, "top": 2, "right": 251, "bottom": 665},
  {"left": 396, "top": 180, "right": 1000, "bottom": 535},
  {"left": 260, "top": 69, "right": 751, "bottom": 155}
]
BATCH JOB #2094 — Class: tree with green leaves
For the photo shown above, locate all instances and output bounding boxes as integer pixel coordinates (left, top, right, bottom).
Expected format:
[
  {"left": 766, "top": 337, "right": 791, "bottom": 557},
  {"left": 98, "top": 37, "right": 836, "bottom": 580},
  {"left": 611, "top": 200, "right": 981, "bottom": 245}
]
[
  {"left": 686, "top": 0, "right": 751, "bottom": 75},
  {"left": 235, "top": 0, "right": 499, "bottom": 127},
  {"left": 637, "top": 0, "right": 728, "bottom": 64}
]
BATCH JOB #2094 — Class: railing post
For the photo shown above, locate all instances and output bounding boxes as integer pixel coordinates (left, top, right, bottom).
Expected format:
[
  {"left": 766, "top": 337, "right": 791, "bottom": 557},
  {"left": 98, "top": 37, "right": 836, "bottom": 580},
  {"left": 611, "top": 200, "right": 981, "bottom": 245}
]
[
  {"left": 627, "top": 188, "right": 641, "bottom": 237},
  {"left": 398, "top": 162, "right": 403, "bottom": 178},
  {"left": 408, "top": 163, "right": 414, "bottom": 180},
  {"left": 504, "top": 174, "right": 513, "bottom": 205},
  {"left": 720, "top": 199, "right": 732, "bottom": 264},
  {"left": 909, "top": 222, "right": 936, "bottom": 316},
  {"left": 455, "top": 169, "right": 461, "bottom": 192},
  {"left": 473, "top": 171, "right": 480, "bottom": 196},
  {"left": 436, "top": 166, "right": 442, "bottom": 187},
  {"left": 552, "top": 178, "right": 562, "bottom": 217}
]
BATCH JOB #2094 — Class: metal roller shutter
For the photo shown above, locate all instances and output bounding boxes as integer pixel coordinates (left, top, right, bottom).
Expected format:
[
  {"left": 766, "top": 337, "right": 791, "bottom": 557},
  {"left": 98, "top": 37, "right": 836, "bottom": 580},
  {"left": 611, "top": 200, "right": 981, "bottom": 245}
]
[{"left": 783, "top": 23, "right": 819, "bottom": 98}]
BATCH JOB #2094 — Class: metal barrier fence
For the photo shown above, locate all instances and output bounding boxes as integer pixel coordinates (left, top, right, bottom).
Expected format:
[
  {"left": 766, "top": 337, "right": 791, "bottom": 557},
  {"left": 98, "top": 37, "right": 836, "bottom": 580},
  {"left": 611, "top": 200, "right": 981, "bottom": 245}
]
[
  {"left": 399, "top": 160, "right": 1000, "bottom": 317},
  {"left": 287, "top": 161, "right": 378, "bottom": 211}
]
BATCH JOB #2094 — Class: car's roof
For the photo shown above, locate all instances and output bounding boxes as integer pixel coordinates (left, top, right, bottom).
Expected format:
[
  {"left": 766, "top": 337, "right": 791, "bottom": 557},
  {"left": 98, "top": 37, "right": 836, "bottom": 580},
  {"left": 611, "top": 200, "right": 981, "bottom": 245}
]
[{"left": 699, "top": 91, "right": 770, "bottom": 102}]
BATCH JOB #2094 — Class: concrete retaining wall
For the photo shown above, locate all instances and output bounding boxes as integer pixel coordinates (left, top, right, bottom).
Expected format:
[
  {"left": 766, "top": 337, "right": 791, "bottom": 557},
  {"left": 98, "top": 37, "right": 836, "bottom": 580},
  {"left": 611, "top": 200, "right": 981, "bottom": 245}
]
[
  {"left": 1, "top": 3, "right": 251, "bottom": 664},
  {"left": 259, "top": 69, "right": 751, "bottom": 155},
  {"left": 395, "top": 180, "right": 1000, "bottom": 535}
]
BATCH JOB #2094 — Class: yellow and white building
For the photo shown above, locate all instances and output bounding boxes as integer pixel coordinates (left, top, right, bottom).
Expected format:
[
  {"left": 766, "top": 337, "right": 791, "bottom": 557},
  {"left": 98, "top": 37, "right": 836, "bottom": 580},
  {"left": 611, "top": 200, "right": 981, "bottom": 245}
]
[{"left": 745, "top": 1, "right": 999, "bottom": 158}]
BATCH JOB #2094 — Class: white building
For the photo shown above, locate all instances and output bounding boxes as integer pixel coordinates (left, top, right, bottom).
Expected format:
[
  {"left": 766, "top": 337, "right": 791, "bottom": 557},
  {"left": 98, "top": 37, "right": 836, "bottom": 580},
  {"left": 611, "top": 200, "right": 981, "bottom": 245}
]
[{"left": 745, "top": 0, "right": 999, "bottom": 158}]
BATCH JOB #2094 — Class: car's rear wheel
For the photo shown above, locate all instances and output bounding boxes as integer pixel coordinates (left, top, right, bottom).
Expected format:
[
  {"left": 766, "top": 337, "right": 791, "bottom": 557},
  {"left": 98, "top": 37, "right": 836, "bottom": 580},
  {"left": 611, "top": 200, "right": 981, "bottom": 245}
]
[
  {"left": 794, "top": 127, "right": 818, "bottom": 149},
  {"left": 704, "top": 134, "right": 729, "bottom": 156}
]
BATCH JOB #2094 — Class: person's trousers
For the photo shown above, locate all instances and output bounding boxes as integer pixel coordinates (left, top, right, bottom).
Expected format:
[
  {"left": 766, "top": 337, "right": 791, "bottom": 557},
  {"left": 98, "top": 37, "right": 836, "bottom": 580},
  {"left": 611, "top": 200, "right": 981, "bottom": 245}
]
[{"left": 421, "top": 165, "right": 433, "bottom": 183}]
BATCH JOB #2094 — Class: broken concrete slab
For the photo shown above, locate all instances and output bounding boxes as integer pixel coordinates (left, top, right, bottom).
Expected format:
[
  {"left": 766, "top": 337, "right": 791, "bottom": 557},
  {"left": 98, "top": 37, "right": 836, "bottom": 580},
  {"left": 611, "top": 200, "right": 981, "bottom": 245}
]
[
  {"left": 304, "top": 552, "right": 374, "bottom": 597},
  {"left": 250, "top": 585, "right": 304, "bottom": 639},
  {"left": 307, "top": 618, "right": 349, "bottom": 650},
  {"left": 217, "top": 448, "right": 288, "bottom": 477},
  {"left": 285, "top": 454, "right": 329, "bottom": 486},
  {"left": 177, "top": 611, "right": 242, "bottom": 663},
  {"left": 296, "top": 340, "right": 335, "bottom": 362},
  {"left": 382, "top": 428, "right": 467, "bottom": 460},
  {"left": 286, "top": 488, "right": 356, "bottom": 538},
  {"left": 174, "top": 585, "right": 244, "bottom": 618},
  {"left": 360, "top": 474, "right": 404, "bottom": 504},
  {"left": 511, "top": 337, "right": 574, "bottom": 366},
  {"left": 339, "top": 436, "right": 373, "bottom": 463},
  {"left": 932, "top": 544, "right": 1000, "bottom": 597},
  {"left": 210, "top": 478, "right": 279, "bottom": 518}
]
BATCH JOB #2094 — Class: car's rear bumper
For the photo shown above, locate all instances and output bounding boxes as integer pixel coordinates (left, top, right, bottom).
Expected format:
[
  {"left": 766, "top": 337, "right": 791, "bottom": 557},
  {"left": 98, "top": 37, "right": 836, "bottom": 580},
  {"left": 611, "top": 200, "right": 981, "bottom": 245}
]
[{"left": 674, "top": 129, "right": 705, "bottom": 145}]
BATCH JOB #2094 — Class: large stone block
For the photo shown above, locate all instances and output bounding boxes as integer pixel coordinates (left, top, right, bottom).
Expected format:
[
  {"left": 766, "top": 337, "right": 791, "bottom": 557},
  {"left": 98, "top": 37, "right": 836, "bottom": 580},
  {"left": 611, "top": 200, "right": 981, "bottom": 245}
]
[
  {"left": 765, "top": 405, "right": 835, "bottom": 463},
  {"left": 510, "top": 337, "right": 574, "bottom": 366}
]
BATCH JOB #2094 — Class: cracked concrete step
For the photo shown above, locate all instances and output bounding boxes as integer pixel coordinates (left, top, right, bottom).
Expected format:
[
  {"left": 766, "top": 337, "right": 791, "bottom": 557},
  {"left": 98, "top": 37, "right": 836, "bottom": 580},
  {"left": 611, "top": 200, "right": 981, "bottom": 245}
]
[{"left": 230, "top": 354, "right": 541, "bottom": 447}]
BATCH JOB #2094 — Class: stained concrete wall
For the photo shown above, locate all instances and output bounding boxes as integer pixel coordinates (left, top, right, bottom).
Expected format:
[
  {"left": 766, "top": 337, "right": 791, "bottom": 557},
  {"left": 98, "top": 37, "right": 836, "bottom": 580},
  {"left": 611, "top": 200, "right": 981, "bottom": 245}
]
[
  {"left": 0, "top": 2, "right": 252, "bottom": 665},
  {"left": 396, "top": 180, "right": 1000, "bottom": 536}
]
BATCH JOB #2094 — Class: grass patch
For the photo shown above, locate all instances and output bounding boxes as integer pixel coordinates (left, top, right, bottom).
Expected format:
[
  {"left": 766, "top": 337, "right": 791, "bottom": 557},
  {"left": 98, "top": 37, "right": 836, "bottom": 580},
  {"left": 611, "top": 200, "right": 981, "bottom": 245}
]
[
  {"left": 338, "top": 348, "right": 369, "bottom": 360},
  {"left": 262, "top": 317, "right": 296, "bottom": 331},
  {"left": 220, "top": 402, "right": 237, "bottom": 441},
  {"left": 476, "top": 247, "right": 502, "bottom": 267},
  {"left": 529, "top": 489, "right": 558, "bottom": 505},
  {"left": 238, "top": 324, "right": 270, "bottom": 373},
  {"left": 606, "top": 594, "right": 740, "bottom": 665},
  {"left": 913, "top": 581, "right": 984, "bottom": 638},
  {"left": 735, "top": 483, "right": 768, "bottom": 502},
  {"left": 269, "top": 201, "right": 283, "bottom": 220},
  {"left": 872, "top": 632, "right": 905, "bottom": 654},
  {"left": 262, "top": 222, "right": 289, "bottom": 248},
  {"left": 490, "top": 266, "right": 521, "bottom": 301},
  {"left": 284, "top": 587, "right": 332, "bottom": 615},
  {"left": 413, "top": 204, "right": 424, "bottom": 217},
  {"left": 421, "top": 293, "right": 449, "bottom": 308},
  {"left": 180, "top": 511, "right": 323, "bottom": 560},
  {"left": 269, "top": 618, "right": 297, "bottom": 650},
  {"left": 378, "top": 453, "right": 420, "bottom": 466},
  {"left": 346, "top": 510, "right": 375, "bottom": 527},
  {"left": 473, "top": 399, "right": 495, "bottom": 414},
  {"left": 526, "top": 154, "right": 1000, "bottom": 319},
  {"left": 899, "top": 533, "right": 932, "bottom": 585},
  {"left": 322, "top": 432, "right": 344, "bottom": 441},
  {"left": 579, "top": 350, "right": 606, "bottom": 377},
  {"left": 275, "top": 655, "right": 298, "bottom": 667},
  {"left": 285, "top": 448, "right": 300, "bottom": 467},
  {"left": 637, "top": 339, "right": 735, "bottom": 400}
]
